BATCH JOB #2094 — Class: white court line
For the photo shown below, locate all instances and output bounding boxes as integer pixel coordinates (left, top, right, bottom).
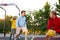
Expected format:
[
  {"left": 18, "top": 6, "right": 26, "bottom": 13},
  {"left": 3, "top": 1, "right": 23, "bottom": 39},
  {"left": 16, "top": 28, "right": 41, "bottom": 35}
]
[{"left": 31, "top": 35, "right": 35, "bottom": 40}]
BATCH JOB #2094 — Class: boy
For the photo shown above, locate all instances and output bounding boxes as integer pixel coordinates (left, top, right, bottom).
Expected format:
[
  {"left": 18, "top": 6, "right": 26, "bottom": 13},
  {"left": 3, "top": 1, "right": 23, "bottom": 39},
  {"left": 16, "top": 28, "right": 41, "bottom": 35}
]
[
  {"left": 46, "top": 10, "right": 60, "bottom": 40},
  {"left": 10, "top": 16, "right": 17, "bottom": 39},
  {"left": 15, "top": 10, "right": 28, "bottom": 40}
]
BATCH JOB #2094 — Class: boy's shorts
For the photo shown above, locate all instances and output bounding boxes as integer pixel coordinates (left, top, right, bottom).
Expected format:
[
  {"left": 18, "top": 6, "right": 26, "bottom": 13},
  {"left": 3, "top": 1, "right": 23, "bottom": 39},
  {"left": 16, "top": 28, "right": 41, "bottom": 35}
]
[
  {"left": 16, "top": 27, "right": 28, "bottom": 34},
  {"left": 11, "top": 29, "right": 16, "bottom": 34}
]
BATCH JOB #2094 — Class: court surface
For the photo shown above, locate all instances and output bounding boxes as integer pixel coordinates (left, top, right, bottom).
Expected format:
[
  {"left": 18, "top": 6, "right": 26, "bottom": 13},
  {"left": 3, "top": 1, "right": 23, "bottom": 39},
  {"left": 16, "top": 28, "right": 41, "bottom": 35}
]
[{"left": 0, "top": 34, "right": 60, "bottom": 40}]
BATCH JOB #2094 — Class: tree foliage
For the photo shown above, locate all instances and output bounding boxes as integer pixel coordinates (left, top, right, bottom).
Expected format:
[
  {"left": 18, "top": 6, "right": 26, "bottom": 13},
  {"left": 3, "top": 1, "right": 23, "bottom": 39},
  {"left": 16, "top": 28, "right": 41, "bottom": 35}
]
[
  {"left": 56, "top": 0, "right": 60, "bottom": 15},
  {"left": 0, "top": 15, "right": 12, "bottom": 33}
]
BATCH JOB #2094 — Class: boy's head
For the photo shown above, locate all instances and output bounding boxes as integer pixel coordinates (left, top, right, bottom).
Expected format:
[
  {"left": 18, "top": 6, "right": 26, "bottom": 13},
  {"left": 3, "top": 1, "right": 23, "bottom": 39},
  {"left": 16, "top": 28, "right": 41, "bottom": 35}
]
[
  {"left": 13, "top": 16, "right": 17, "bottom": 20},
  {"left": 49, "top": 10, "right": 57, "bottom": 19},
  {"left": 21, "top": 10, "right": 26, "bottom": 16}
]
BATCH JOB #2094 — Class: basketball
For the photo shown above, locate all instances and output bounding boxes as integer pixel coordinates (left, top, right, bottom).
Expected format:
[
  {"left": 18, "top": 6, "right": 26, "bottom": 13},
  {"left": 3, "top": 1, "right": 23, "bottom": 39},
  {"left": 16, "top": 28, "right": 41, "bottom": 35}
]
[{"left": 47, "top": 30, "right": 56, "bottom": 37}]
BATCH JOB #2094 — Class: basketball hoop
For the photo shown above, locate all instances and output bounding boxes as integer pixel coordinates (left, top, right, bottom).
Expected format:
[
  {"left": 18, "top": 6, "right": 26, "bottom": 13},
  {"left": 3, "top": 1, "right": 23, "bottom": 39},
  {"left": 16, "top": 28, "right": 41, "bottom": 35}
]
[
  {"left": 2, "top": 4, "right": 7, "bottom": 6},
  {"left": 0, "top": 3, "right": 20, "bottom": 14},
  {"left": 0, "top": 3, "right": 14, "bottom": 6}
]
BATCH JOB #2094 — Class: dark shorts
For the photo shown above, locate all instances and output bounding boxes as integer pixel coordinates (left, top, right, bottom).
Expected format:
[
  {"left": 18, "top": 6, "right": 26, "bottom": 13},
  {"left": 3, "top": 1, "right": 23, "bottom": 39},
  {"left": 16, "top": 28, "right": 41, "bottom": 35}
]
[
  {"left": 11, "top": 29, "right": 16, "bottom": 34},
  {"left": 56, "top": 32, "right": 60, "bottom": 35}
]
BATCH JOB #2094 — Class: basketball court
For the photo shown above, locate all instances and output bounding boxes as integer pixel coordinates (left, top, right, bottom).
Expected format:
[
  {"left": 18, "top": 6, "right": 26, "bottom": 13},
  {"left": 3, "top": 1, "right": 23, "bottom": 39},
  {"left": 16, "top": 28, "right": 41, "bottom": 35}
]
[{"left": 0, "top": 34, "right": 60, "bottom": 40}]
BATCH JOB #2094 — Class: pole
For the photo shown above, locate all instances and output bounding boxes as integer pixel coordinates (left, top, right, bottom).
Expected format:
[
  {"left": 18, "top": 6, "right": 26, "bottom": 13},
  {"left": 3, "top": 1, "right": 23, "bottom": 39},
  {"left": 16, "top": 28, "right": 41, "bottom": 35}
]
[
  {"left": 15, "top": 5, "right": 20, "bottom": 15},
  {"left": 0, "top": 7, "right": 6, "bottom": 40},
  {"left": 4, "top": 9, "right": 6, "bottom": 38}
]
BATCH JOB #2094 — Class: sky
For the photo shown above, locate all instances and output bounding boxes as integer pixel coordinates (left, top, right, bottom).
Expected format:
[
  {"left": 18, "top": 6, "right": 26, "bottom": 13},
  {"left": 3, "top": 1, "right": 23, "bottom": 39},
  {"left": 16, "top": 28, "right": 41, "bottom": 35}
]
[{"left": 0, "top": 0, "right": 58, "bottom": 19}]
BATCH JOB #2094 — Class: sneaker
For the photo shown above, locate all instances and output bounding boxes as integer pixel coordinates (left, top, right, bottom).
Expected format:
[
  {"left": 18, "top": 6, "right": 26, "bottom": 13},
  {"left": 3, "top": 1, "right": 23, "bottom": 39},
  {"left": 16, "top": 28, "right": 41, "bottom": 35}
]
[{"left": 19, "top": 36, "right": 22, "bottom": 39}]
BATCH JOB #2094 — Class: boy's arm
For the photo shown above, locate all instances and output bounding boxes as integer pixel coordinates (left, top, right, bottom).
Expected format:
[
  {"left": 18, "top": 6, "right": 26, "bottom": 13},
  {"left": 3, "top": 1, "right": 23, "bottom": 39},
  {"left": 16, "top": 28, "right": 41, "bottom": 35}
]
[{"left": 24, "top": 17, "right": 27, "bottom": 27}]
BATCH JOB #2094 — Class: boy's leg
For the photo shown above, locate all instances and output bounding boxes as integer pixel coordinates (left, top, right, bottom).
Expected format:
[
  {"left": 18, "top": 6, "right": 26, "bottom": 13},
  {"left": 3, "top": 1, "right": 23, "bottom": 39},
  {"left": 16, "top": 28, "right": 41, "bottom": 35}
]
[
  {"left": 25, "top": 32, "right": 28, "bottom": 40},
  {"left": 13, "top": 29, "right": 16, "bottom": 39},
  {"left": 22, "top": 27, "right": 28, "bottom": 40},
  {"left": 10, "top": 33, "right": 12, "bottom": 39},
  {"left": 45, "top": 35, "right": 49, "bottom": 40},
  {"left": 15, "top": 27, "right": 21, "bottom": 40},
  {"left": 10, "top": 29, "right": 13, "bottom": 39},
  {"left": 45, "top": 31, "right": 50, "bottom": 40}
]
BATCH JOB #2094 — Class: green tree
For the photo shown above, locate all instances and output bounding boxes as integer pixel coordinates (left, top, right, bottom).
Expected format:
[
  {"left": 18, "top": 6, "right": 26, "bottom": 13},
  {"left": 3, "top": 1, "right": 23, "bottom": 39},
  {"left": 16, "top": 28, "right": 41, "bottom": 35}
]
[
  {"left": 56, "top": 0, "right": 60, "bottom": 15},
  {"left": 26, "top": 10, "right": 35, "bottom": 34},
  {"left": 5, "top": 15, "right": 12, "bottom": 33},
  {"left": 39, "top": 2, "right": 50, "bottom": 31},
  {"left": 0, "top": 15, "right": 12, "bottom": 33},
  {"left": 0, "top": 19, "right": 4, "bottom": 33},
  {"left": 33, "top": 2, "right": 50, "bottom": 34},
  {"left": 26, "top": 2, "right": 50, "bottom": 34}
]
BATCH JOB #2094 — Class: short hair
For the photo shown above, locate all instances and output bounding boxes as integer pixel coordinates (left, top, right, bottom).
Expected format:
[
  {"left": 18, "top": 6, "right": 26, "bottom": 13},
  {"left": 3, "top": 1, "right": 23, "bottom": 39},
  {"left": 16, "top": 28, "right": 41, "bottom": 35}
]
[
  {"left": 13, "top": 16, "right": 17, "bottom": 20},
  {"left": 21, "top": 10, "right": 26, "bottom": 13},
  {"left": 50, "top": 11, "right": 57, "bottom": 15}
]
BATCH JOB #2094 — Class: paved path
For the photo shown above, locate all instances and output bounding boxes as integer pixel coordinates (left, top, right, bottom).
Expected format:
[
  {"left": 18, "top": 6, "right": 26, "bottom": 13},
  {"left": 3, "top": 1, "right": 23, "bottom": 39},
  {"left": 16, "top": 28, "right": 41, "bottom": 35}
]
[
  {"left": 0, "top": 34, "right": 33, "bottom": 40},
  {"left": 0, "top": 34, "right": 60, "bottom": 40}
]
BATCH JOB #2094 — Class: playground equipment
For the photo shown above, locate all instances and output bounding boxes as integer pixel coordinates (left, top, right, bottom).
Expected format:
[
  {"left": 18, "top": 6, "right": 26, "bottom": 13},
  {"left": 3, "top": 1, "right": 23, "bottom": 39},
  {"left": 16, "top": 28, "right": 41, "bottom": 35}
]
[{"left": 0, "top": 3, "right": 20, "bottom": 40}]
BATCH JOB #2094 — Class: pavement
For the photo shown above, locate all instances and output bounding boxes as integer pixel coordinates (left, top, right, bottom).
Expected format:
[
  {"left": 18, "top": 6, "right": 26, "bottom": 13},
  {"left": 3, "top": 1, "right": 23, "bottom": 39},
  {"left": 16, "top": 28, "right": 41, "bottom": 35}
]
[{"left": 0, "top": 34, "right": 60, "bottom": 40}]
